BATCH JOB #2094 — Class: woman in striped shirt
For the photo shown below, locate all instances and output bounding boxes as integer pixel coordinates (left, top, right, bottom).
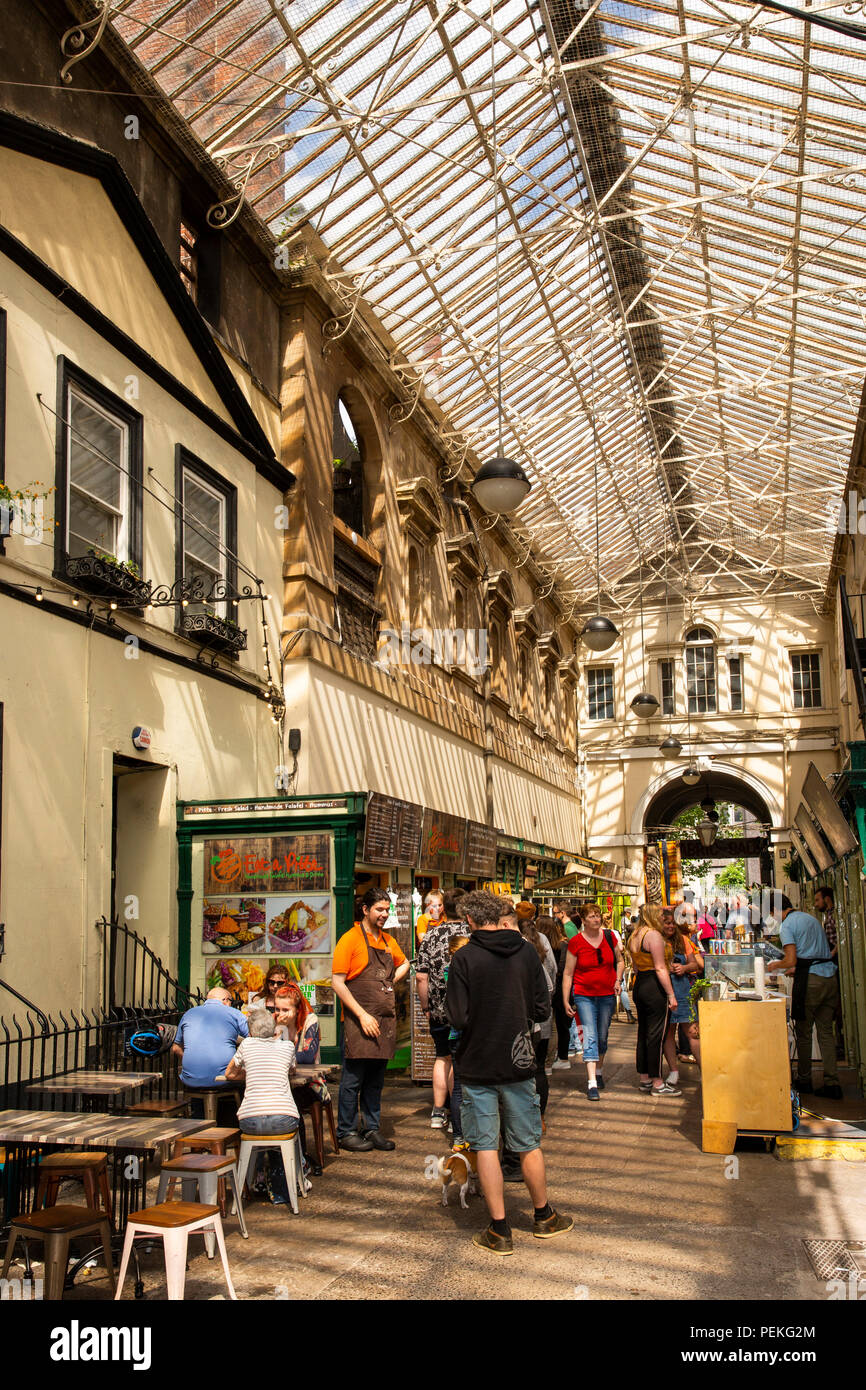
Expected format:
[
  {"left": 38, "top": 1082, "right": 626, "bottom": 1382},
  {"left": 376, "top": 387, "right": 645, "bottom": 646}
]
[{"left": 226, "top": 1010, "right": 301, "bottom": 1204}]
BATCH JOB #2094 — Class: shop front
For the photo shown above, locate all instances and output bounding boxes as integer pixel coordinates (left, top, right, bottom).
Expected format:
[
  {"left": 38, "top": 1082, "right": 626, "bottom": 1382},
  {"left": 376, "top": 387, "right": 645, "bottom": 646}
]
[
  {"left": 177, "top": 794, "right": 365, "bottom": 1063},
  {"left": 353, "top": 793, "right": 498, "bottom": 1080}
]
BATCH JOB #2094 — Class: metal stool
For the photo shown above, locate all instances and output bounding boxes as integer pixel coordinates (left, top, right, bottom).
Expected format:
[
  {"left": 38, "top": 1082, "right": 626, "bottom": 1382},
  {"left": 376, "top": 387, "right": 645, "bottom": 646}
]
[
  {"left": 2, "top": 1205, "right": 115, "bottom": 1301},
  {"left": 156, "top": 1154, "right": 248, "bottom": 1253},
  {"left": 167, "top": 1127, "right": 241, "bottom": 1215},
  {"left": 115, "top": 1201, "right": 236, "bottom": 1301},
  {"left": 182, "top": 1086, "right": 243, "bottom": 1124},
  {"left": 36, "top": 1151, "right": 113, "bottom": 1218},
  {"left": 237, "top": 1131, "right": 306, "bottom": 1214}
]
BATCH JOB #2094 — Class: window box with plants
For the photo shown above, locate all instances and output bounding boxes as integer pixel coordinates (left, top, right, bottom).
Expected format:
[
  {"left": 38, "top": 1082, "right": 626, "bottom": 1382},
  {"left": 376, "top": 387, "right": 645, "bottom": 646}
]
[
  {"left": 63, "top": 549, "right": 152, "bottom": 607},
  {"left": 180, "top": 607, "right": 247, "bottom": 655}
]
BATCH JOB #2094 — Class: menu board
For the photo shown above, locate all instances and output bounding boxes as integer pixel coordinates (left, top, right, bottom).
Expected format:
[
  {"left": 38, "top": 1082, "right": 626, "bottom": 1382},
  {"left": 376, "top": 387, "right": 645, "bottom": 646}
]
[
  {"left": 410, "top": 976, "right": 436, "bottom": 1082},
  {"left": 463, "top": 820, "right": 498, "bottom": 878},
  {"left": 362, "top": 793, "right": 424, "bottom": 866},
  {"left": 204, "top": 834, "right": 330, "bottom": 894},
  {"left": 387, "top": 886, "right": 414, "bottom": 1051},
  {"left": 417, "top": 809, "right": 467, "bottom": 873}
]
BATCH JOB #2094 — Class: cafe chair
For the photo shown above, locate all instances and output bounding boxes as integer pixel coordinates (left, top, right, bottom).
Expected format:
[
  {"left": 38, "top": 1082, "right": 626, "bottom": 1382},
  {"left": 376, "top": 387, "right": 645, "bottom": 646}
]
[
  {"left": 156, "top": 1154, "right": 249, "bottom": 1250},
  {"left": 125, "top": 1098, "right": 191, "bottom": 1118},
  {"left": 237, "top": 1130, "right": 307, "bottom": 1215},
  {"left": 167, "top": 1127, "right": 241, "bottom": 1215},
  {"left": 2, "top": 1205, "right": 115, "bottom": 1301},
  {"left": 35, "top": 1151, "right": 113, "bottom": 1218},
  {"left": 296, "top": 1093, "right": 340, "bottom": 1169},
  {"left": 115, "top": 1201, "right": 236, "bottom": 1302},
  {"left": 182, "top": 1085, "right": 243, "bottom": 1125}
]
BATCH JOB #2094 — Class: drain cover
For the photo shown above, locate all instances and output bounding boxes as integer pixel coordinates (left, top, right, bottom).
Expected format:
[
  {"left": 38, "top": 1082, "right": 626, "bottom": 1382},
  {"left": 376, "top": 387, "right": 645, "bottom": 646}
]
[{"left": 802, "top": 1239, "right": 866, "bottom": 1281}]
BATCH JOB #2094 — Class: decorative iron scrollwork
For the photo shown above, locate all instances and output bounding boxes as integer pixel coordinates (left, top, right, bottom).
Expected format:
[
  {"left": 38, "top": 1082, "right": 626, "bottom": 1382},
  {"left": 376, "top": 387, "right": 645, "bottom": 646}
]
[{"left": 60, "top": 1, "right": 112, "bottom": 85}]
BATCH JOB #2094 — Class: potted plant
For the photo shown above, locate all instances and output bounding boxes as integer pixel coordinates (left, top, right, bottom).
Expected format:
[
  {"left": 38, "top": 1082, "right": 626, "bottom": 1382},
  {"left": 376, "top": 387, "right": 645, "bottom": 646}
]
[
  {"left": 63, "top": 547, "right": 152, "bottom": 606},
  {"left": 180, "top": 603, "right": 247, "bottom": 655}
]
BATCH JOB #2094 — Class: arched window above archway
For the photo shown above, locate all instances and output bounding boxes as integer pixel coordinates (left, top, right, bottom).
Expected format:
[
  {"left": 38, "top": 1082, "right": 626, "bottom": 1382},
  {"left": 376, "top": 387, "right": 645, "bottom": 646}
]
[{"left": 332, "top": 394, "right": 365, "bottom": 535}]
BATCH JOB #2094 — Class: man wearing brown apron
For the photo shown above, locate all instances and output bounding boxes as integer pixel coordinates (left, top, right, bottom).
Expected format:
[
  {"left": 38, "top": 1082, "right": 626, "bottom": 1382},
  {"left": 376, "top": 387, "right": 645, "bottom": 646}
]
[{"left": 332, "top": 888, "right": 410, "bottom": 1151}]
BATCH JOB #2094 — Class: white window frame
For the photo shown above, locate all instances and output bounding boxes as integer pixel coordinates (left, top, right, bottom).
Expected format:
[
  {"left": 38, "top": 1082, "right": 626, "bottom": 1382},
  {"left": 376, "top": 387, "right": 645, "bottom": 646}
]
[
  {"left": 66, "top": 383, "right": 131, "bottom": 563},
  {"left": 181, "top": 465, "right": 228, "bottom": 617}
]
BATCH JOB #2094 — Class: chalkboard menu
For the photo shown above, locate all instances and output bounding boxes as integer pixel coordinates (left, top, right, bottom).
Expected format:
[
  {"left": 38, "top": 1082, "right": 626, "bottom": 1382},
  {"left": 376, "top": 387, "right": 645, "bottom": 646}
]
[
  {"left": 387, "top": 885, "right": 415, "bottom": 1051},
  {"left": 410, "top": 976, "right": 436, "bottom": 1082},
  {"left": 417, "top": 808, "right": 467, "bottom": 873},
  {"left": 463, "top": 819, "right": 498, "bottom": 877},
  {"left": 362, "top": 793, "right": 424, "bottom": 866}
]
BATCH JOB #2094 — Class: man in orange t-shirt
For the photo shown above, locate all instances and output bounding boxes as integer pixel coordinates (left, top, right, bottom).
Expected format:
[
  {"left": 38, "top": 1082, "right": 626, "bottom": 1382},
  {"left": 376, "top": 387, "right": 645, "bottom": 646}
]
[{"left": 331, "top": 888, "right": 409, "bottom": 1151}]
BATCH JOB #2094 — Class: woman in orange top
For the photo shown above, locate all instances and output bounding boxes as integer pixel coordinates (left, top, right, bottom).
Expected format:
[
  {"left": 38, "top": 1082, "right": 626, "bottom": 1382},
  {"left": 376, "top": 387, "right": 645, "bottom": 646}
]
[{"left": 331, "top": 887, "right": 409, "bottom": 1152}]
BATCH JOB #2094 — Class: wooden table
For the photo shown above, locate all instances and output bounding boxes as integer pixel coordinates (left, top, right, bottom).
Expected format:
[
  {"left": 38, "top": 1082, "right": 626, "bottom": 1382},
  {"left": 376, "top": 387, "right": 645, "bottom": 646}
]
[
  {"left": 0, "top": 1109, "right": 209, "bottom": 1236},
  {"left": 26, "top": 1071, "right": 158, "bottom": 1100},
  {"left": 0, "top": 1110, "right": 211, "bottom": 1296}
]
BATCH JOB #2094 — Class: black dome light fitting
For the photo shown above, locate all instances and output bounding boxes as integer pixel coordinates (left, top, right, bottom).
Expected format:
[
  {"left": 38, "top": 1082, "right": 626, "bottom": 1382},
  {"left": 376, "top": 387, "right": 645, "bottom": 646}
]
[
  {"left": 469, "top": 41, "right": 531, "bottom": 517},
  {"left": 659, "top": 734, "right": 682, "bottom": 755}
]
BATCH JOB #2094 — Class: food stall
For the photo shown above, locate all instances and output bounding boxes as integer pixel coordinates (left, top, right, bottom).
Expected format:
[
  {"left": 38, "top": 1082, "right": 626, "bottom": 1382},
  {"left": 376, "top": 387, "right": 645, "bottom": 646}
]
[
  {"left": 177, "top": 793, "right": 366, "bottom": 1062},
  {"left": 697, "top": 940, "right": 795, "bottom": 1152},
  {"left": 534, "top": 861, "right": 639, "bottom": 933}
]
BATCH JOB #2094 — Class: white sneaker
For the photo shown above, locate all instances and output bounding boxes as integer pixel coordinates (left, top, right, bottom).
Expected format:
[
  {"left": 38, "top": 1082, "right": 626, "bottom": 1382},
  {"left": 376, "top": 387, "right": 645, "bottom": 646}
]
[
  {"left": 651, "top": 1082, "right": 682, "bottom": 1096},
  {"left": 430, "top": 1108, "right": 448, "bottom": 1128},
  {"left": 551, "top": 1059, "right": 571, "bottom": 1071}
]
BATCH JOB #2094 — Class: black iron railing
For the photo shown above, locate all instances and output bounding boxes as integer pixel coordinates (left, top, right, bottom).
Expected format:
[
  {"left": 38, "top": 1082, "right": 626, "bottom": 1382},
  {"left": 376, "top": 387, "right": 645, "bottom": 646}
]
[{"left": 0, "top": 921, "right": 204, "bottom": 1228}]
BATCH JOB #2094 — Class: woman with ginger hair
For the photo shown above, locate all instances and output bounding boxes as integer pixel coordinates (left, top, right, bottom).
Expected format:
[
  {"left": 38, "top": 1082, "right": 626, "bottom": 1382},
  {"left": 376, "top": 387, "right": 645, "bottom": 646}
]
[{"left": 628, "top": 905, "right": 681, "bottom": 1096}]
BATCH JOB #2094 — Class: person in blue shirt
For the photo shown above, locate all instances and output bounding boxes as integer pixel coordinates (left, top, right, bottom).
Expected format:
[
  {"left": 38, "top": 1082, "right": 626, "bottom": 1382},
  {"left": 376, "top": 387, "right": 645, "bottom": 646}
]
[
  {"left": 767, "top": 896, "right": 840, "bottom": 1099},
  {"left": 172, "top": 988, "right": 249, "bottom": 1109}
]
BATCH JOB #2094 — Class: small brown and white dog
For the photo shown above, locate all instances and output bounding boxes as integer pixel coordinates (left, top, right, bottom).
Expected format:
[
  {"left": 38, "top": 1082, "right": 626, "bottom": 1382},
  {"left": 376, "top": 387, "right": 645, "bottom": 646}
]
[{"left": 437, "top": 1147, "right": 478, "bottom": 1208}]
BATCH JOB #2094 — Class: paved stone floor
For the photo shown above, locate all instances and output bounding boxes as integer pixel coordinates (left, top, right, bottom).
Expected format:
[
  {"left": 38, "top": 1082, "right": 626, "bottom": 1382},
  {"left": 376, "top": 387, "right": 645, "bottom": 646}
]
[{"left": 32, "top": 1020, "right": 866, "bottom": 1302}]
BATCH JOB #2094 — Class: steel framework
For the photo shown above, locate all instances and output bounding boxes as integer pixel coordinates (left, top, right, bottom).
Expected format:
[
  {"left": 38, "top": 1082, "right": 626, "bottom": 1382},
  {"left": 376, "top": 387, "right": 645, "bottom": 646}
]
[{"left": 85, "top": 0, "right": 866, "bottom": 609}]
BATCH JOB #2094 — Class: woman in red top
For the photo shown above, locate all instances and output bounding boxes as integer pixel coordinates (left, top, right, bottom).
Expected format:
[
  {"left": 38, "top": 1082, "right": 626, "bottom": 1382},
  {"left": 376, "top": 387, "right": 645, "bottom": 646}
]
[{"left": 562, "top": 903, "right": 624, "bottom": 1100}]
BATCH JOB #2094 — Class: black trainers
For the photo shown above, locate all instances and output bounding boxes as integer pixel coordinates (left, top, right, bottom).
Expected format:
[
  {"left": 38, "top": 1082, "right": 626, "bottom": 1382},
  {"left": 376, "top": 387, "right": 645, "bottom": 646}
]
[
  {"left": 339, "top": 1132, "right": 374, "bottom": 1151},
  {"left": 501, "top": 1164, "right": 523, "bottom": 1183},
  {"left": 364, "top": 1130, "right": 396, "bottom": 1151},
  {"left": 587, "top": 1085, "right": 600, "bottom": 1101},
  {"left": 595, "top": 1074, "right": 605, "bottom": 1090}
]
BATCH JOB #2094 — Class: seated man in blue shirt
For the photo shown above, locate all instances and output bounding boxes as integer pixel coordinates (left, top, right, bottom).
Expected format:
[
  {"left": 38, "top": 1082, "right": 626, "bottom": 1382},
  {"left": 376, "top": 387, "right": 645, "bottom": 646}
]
[
  {"left": 172, "top": 987, "right": 249, "bottom": 1113},
  {"left": 767, "top": 895, "right": 840, "bottom": 1099}
]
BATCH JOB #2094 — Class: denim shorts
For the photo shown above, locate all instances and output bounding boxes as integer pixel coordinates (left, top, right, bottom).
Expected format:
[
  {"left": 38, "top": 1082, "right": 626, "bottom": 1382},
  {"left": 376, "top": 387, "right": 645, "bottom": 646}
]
[{"left": 460, "top": 1079, "right": 542, "bottom": 1153}]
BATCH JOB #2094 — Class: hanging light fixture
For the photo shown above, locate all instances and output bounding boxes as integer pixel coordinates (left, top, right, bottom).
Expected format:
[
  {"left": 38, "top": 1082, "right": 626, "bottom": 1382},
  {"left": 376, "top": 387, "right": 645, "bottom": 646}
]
[
  {"left": 682, "top": 765, "right": 702, "bottom": 787},
  {"left": 630, "top": 441, "right": 658, "bottom": 719},
  {"left": 700, "top": 793, "right": 716, "bottom": 813},
  {"left": 580, "top": 303, "right": 619, "bottom": 651},
  {"left": 470, "top": 28, "right": 530, "bottom": 516},
  {"left": 658, "top": 507, "right": 679, "bottom": 752},
  {"left": 697, "top": 817, "right": 718, "bottom": 849}
]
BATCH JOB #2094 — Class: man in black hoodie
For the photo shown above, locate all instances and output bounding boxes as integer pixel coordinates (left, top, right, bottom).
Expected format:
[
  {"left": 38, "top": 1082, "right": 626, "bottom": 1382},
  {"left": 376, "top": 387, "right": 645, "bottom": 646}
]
[{"left": 445, "top": 890, "right": 573, "bottom": 1255}]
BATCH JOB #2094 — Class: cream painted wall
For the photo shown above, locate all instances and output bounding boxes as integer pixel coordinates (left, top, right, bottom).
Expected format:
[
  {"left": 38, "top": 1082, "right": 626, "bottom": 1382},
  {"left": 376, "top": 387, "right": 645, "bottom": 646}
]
[
  {"left": 0, "top": 598, "right": 285, "bottom": 1011},
  {"left": 0, "top": 230, "right": 288, "bottom": 1013},
  {"left": 303, "top": 661, "right": 582, "bottom": 850},
  {"left": 1, "top": 251, "right": 284, "bottom": 680},
  {"left": 0, "top": 147, "right": 232, "bottom": 424}
]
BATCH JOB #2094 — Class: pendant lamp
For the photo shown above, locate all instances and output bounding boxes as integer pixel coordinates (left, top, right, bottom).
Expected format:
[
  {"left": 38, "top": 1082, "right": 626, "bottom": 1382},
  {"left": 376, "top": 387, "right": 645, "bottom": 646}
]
[
  {"left": 580, "top": 315, "right": 618, "bottom": 651},
  {"left": 682, "top": 766, "right": 701, "bottom": 787},
  {"left": 697, "top": 817, "right": 718, "bottom": 849},
  {"left": 630, "top": 462, "right": 658, "bottom": 719},
  {"left": 470, "top": 34, "right": 531, "bottom": 516},
  {"left": 659, "top": 734, "right": 683, "bottom": 755}
]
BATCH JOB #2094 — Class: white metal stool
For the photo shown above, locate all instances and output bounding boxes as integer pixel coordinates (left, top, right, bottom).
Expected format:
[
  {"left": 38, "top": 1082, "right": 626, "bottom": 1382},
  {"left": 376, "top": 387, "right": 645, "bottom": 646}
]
[
  {"left": 114, "top": 1201, "right": 236, "bottom": 1301},
  {"left": 156, "top": 1154, "right": 249, "bottom": 1253},
  {"left": 237, "top": 1130, "right": 307, "bottom": 1214}
]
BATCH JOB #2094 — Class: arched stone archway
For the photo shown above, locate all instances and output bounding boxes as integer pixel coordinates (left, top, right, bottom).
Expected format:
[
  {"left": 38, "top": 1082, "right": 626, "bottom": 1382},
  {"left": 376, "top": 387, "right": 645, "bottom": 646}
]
[{"left": 630, "top": 761, "right": 783, "bottom": 838}]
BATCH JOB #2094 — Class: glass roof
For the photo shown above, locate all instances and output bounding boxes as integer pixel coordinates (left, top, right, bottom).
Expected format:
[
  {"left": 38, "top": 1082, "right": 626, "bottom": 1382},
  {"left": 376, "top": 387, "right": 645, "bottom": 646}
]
[{"left": 109, "top": 0, "right": 866, "bottom": 614}]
